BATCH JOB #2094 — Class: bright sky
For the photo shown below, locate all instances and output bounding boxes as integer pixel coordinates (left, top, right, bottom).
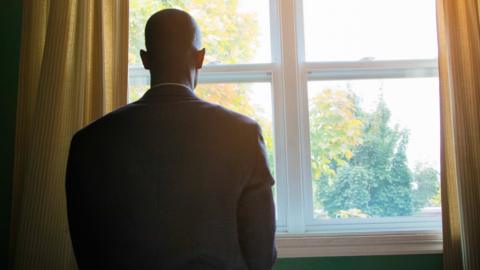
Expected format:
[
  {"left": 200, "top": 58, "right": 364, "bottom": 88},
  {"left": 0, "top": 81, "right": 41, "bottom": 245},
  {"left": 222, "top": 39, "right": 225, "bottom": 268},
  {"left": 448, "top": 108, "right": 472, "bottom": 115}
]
[
  {"left": 303, "top": 0, "right": 438, "bottom": 61},
  {"left": 236, "top": 0, "right": 271, "bottom": 63},
  {"left": 234, "top": 0, "right": 438, "bottom": 62}
]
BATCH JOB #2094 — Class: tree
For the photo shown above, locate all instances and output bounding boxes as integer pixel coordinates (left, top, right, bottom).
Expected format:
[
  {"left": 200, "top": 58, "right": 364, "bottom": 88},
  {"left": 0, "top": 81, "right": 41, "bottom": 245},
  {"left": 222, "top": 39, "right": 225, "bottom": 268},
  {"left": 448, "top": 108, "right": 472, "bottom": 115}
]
[
  {"left": 381, "top": 131, "right": 413, "bottom": 216},
  {"left": 347, "top": 97, "right": 413, "bottom": 217},
  {"left": 412, "top": 163, "right": 440, "bottom": 211},
  {"left": 315, "top": 92, "right": 442, "bottom": 218},
  {"left": 315, "top": 94, "right": 420, "bottom": 218},
  {"left": 309, "top": 88, "right": 363, "bottom": 179},
  {"left": 309, "top": 88, "right": 364, "bottom": 212},
  {"left": 320, "top": 164, "right": 372, "bottom": 217}
]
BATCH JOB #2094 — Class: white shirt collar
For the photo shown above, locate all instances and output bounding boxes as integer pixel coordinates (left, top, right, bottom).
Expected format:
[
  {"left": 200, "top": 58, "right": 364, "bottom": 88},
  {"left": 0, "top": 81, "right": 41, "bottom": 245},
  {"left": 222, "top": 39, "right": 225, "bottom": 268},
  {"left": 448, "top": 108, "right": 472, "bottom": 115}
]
[{"left": 151, "top": 82, "right": 193, "bottom": 92}]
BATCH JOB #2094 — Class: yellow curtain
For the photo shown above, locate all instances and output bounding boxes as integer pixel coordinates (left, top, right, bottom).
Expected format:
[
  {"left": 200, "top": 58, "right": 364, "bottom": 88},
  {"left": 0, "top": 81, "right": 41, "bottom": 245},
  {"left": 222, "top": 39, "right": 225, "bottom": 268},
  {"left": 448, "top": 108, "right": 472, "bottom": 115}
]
[
  {"left": 437, "top": 0, "right": 480, "bottom": 269},
  {"left": 10, "top": 0, "right": 128, "bottom": 269}
]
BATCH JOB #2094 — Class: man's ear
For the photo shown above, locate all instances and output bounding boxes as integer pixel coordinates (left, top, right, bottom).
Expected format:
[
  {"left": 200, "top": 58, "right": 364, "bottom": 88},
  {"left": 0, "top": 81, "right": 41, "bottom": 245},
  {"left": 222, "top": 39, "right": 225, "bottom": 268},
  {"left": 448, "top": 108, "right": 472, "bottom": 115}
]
[
  {"left": 196, "top": 48, "right": 206, "bottom": 69},
  {"left": 140, "top": 49, "right": 150, "bottom": 70}
]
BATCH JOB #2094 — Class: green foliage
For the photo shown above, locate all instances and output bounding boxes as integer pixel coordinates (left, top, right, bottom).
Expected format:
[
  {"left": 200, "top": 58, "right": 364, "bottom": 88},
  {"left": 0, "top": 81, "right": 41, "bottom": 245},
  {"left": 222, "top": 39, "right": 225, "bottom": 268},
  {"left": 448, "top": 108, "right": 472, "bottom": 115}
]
[
  {"left": 349, "top": 99, "right": 398, "bottom": 188},
  {"left": 312, "top": 92, "right": 440, "bottom": 218},
  {"left": 429, "top": 192, "right": 441, "bottom": 207},
  {"left": 372, "top": 131, "right": 413, "bottom": 217},
  {"left": 319, "top": 164, "right": 372, "bottom": 217},
  {"left": 309, "top": 89, "right": 363, "bottom": 179},
  {"left": 412, "top": 163, "right": 440, "bottom": 210}
]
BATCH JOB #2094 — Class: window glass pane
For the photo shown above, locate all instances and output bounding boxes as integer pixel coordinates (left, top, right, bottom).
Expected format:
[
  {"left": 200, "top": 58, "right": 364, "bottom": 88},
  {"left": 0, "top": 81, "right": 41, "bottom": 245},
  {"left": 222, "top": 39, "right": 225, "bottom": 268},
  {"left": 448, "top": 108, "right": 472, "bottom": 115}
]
[
  {"left": 129, "top": 0, "right": 271, "bottom": 65},
  {"left": 303, "top": 0, "right": 438, "bottom": 61},
  {"left": 308, "top": 78, "right": 441, "bottom": 220}
]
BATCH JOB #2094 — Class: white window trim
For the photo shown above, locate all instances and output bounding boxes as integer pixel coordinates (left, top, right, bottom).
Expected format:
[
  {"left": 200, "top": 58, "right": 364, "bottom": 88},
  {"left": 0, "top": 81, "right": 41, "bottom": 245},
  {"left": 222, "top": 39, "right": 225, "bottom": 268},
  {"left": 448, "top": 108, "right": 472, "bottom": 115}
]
[
  {"left": 306, "top": 59, "right": 438, "bottom": 80},
  {"left": 127, "top": 0, "right": 443, "bottom": 257},
  {"left": 276, "top": 231, "right": 443, "bottom": 258}
]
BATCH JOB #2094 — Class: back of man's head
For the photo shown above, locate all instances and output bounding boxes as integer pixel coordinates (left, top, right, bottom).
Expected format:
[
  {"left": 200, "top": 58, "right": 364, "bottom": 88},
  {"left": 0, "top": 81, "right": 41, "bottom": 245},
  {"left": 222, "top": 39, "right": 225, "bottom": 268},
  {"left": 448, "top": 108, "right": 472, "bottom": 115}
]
[{"left": 142, "top": 9, "right": 202, "bottom": 74}]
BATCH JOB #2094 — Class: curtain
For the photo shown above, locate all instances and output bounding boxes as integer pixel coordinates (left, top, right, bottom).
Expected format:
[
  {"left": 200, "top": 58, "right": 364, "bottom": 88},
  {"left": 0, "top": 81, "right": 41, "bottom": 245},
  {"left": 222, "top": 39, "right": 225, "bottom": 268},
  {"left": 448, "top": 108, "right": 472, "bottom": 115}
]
[
  {"left": 437, "top": 0, "right": 480, "bottom": 269},
  {"left": 10, "top": 0, "right": 128, "bottom": 269}
]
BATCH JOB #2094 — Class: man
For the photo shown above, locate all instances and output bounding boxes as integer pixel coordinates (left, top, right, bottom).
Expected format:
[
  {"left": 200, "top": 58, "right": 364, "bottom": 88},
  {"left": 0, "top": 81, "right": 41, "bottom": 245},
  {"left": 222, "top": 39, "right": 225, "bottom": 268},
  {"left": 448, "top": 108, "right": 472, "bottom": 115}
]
[{"left": 66, "top": 9, "right": 276, "bottom": 270}]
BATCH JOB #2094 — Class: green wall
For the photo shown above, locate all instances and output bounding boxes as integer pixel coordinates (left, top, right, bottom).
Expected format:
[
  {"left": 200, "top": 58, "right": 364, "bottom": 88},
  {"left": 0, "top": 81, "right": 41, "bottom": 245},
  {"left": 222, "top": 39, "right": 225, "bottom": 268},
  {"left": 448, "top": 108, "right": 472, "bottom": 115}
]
[
  {"left": 0, "top": 0, "right": 22, "bottom": 267},
  {"left": 0, "top": 1, "right": 442, "bottom": 269},
  {"left": 274, "top": 254, "right": 442, "bottom": 270}
]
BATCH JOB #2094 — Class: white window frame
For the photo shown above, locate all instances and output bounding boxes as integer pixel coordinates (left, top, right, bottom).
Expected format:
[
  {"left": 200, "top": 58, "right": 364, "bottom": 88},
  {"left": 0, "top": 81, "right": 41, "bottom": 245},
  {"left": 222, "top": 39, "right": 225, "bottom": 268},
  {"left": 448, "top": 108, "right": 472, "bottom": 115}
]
[{"left": 128, "top": 0, "right": 443, "bottom": 257}]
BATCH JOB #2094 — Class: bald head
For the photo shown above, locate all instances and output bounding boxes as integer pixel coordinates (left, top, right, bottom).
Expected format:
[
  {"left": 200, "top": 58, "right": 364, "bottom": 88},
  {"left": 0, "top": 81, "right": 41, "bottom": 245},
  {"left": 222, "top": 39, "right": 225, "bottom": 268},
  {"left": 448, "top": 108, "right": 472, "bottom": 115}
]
[
  {"left": 145, "top": 9, "right": 201, "bottom": 55},
  {"left": 140, "top": 9, "right": 205, "bottom": 88}
]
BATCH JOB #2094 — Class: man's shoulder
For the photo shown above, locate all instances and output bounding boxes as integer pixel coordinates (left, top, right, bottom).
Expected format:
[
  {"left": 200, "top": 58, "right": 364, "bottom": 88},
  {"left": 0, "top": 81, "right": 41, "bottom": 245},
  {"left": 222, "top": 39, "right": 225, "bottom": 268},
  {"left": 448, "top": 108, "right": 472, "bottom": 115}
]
[
  {"left": 71, "top": 99, "right": 262, "bottom": 144},
  {"left": 199, "top": 100, "right": 260, "bottom": 130},
  {"left": 71, "top": 103, "right": 138, "bottom": 143}
]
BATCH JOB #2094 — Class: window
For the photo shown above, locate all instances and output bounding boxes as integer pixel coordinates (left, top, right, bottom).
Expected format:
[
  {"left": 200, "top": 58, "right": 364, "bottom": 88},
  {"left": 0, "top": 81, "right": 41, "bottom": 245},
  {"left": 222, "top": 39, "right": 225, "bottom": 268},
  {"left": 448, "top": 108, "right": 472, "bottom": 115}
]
[{"left": 128, "top": 0, "right": 442, "bottom": 257}]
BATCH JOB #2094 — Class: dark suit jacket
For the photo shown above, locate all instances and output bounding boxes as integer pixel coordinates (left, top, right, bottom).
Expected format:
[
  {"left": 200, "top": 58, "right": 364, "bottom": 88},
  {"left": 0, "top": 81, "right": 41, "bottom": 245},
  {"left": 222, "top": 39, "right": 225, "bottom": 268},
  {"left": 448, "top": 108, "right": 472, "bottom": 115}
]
[{"left": 66, "top": 85, "right": 277, "bottom": 270}]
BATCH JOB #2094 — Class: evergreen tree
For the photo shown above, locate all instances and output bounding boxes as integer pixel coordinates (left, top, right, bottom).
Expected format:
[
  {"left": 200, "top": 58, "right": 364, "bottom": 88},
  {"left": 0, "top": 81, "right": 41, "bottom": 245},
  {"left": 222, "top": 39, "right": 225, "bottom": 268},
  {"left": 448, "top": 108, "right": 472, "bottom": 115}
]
[
  {"left": 412, "top": 163, "right": 440, "bottom": 211},
  {"left": 383, "top": 131, "right": 413, "bottom": 216},
  {"left": 321, "top": 164, "right": 372, "bottom": 217},
  {"left": 320, "top": 96, "right": 415, "bottom": 217},
  {"left": 350, "top": 98, "right": 406, "bottom": 217}
]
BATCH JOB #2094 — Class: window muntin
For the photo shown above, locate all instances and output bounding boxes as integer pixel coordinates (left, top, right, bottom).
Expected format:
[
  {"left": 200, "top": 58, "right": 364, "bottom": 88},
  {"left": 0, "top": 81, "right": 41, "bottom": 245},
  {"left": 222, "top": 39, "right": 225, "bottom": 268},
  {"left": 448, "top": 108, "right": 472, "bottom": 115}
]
[
  {"left": 303, "top": 0, "right": 438, "bottom": 62},
  {"left": 307, "top": 79, "right": 440, "bottom": 225}
]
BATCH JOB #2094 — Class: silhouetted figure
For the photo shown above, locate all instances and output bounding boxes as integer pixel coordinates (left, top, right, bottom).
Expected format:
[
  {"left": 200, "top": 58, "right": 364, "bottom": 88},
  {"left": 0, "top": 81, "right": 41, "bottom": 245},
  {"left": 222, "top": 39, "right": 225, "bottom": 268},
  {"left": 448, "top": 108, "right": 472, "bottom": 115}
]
[{"left": 66, "top": 9, "right": 276, "bottom": 270}]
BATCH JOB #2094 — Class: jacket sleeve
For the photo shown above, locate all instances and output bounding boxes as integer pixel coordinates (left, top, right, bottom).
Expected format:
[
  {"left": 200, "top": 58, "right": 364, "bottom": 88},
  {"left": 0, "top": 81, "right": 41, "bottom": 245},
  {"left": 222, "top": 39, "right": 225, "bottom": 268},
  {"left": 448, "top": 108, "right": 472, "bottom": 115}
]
[{"left": 237, "top": 123, "right": 277, "bottom": 270}]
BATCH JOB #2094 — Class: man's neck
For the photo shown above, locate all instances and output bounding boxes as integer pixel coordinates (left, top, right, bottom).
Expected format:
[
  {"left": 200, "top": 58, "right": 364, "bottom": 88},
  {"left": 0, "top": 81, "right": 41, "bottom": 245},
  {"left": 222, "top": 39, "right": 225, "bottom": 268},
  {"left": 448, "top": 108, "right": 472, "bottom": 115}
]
[{"left": 150, "top": 75, "right": 194, "bottom": 91}]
